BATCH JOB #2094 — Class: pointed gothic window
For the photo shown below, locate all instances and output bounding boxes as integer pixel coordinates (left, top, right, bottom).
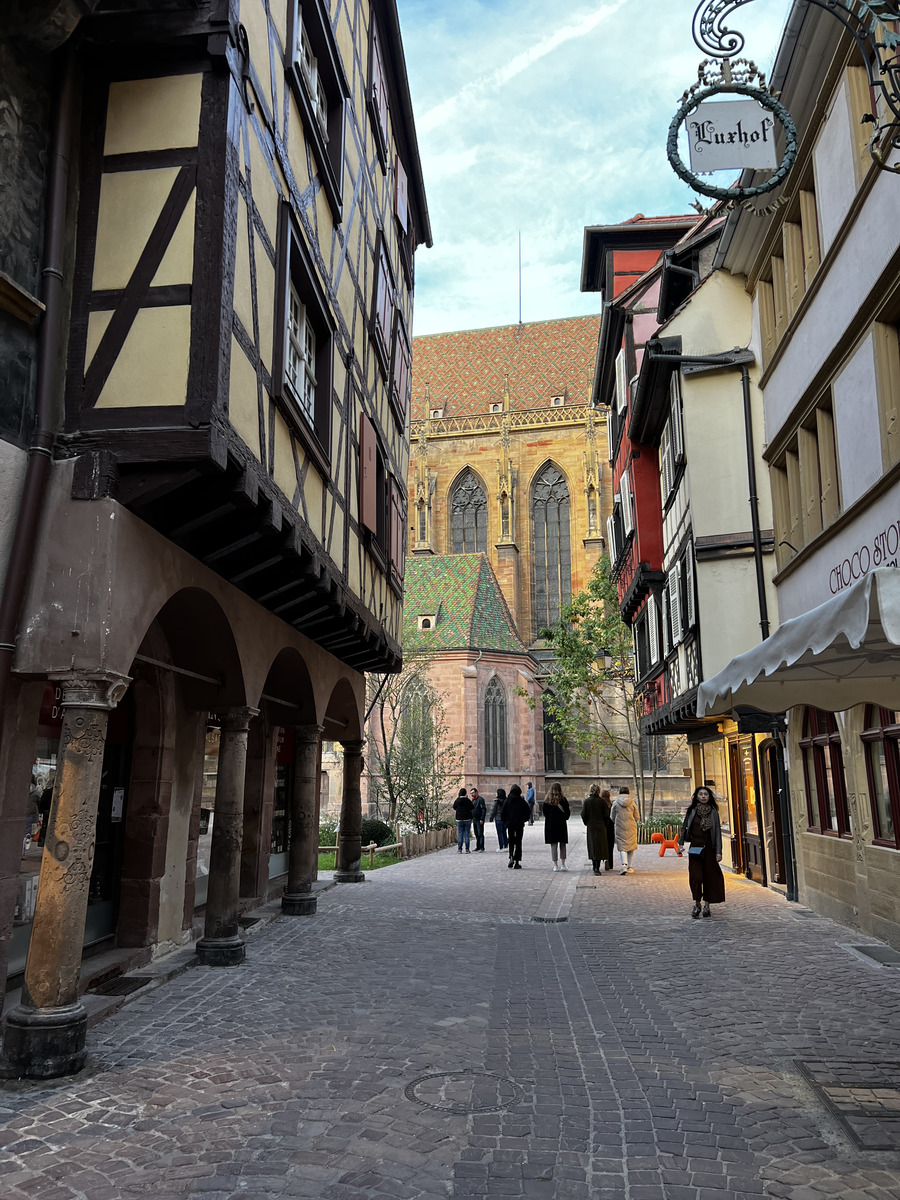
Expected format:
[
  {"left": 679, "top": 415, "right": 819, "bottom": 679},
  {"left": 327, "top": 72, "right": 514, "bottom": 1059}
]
[
  {"left": 542, "top": 690, "right": 565, "bottom": 774},
  {"left": 532, "top": 464, "right": 571, "bottom": 638},
  {"left": 484, "top": 677, "right": 508, "bottom": 769},
  {"left": 450, "top": 469, "right": 488, "bottom": 554}
]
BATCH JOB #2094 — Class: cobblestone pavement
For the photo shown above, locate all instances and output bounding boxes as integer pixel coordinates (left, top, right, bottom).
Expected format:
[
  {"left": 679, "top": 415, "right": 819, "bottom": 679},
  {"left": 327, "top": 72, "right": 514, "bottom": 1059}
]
[{"left": 2, "top": 826, "right": 900, "bottom": 1199}]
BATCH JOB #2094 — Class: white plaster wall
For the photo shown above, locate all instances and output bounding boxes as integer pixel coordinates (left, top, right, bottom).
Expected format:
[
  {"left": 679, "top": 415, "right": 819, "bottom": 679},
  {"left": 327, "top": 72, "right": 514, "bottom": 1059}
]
[
  {"left": 763, "top": 166, "right": 900, "bottom": 440},
  {"left": 0, "top": 440, "right": 27, "bottom": 581},
  {"left": 684, "top": 371, "right": 755, "bottom": 539},
  {"left": 812, "top": 79, "right": 857, "bottom": 257},
  {"left": 697, "top": 557, "right": 770, "bottom": 678},
  {"left": 832, "top": 332, "right": 881, "bottom": 510}
]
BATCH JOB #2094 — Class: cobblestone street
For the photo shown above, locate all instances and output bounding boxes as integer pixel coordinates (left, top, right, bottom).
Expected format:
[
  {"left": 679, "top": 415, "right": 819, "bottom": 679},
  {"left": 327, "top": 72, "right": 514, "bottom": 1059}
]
[{"left": 2, "top": 826, "right": 900, "bottom": 1200}]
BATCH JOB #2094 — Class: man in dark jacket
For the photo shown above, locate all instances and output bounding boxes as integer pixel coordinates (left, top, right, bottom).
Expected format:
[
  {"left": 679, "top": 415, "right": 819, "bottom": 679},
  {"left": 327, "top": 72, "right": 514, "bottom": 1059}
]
[
  {"left": 471, "top": 788, "right": 486, "bottom": 851},
  {"left": 501, "top": 785, "right": 531, "bottom": 869},
  {"left": 453, "top": 788, "right": 474, "bottom": 853}
]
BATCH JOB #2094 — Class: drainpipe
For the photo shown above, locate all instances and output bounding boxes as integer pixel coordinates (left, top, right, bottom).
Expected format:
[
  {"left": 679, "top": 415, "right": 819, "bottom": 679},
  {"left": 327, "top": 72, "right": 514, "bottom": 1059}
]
[{"left": 0, "top": 45, "right": 78, "bottom": 755}]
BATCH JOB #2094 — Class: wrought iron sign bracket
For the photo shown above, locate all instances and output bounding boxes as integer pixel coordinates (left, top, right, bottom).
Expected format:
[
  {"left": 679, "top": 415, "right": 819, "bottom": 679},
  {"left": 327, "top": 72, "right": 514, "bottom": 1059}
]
[{"left": 672, "top": 0, "right": 900, "bottom": 200}]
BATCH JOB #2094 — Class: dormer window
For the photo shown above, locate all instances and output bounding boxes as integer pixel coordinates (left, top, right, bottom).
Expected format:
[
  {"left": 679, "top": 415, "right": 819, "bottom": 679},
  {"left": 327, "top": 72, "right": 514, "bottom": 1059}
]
[
  {"left": 490, "top": 402, "right": 502, "bottom": 413},
  {"left": 430, "top": 407, "right": 444, "bottom": 419},
  {"left": 551, "top": 394, "right": 565, "bottom": 407},
  {"left": 417, "top": 612, "right": 438, "bottom": 632}
]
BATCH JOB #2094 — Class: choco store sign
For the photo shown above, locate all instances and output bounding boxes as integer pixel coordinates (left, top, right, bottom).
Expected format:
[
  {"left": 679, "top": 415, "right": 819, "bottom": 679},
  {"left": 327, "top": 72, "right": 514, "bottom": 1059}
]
[{"left": 829, "top": 520, "right": 900, "bottom": 594}]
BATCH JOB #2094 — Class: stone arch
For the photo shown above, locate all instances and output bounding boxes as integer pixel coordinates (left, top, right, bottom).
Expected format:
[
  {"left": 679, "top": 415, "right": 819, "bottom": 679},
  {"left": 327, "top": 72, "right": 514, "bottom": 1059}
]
[
  {"left": 448, "top": 466, "right": 489, "bottom": 554},
  {"left": 529, "top": 460, "right": 572, "bottom": 639}
]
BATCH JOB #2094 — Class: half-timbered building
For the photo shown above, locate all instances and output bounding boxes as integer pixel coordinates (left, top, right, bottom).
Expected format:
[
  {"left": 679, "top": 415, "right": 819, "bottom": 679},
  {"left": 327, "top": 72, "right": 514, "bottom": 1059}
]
[{"left": 0, "top": 0, "right": 429, "bottom": 1077}]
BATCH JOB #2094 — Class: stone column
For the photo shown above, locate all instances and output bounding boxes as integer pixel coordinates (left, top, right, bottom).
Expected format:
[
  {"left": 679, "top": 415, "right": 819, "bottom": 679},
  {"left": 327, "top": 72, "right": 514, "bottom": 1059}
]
[
  {"left": 334, "top": 739, "right": 365, "bottom": 883},
  {"left": 2, "top": 672, "right": 130, "bottom": 1079},
  {"left": 196, "top": 706, "right": 258, "bottom": 967},
  {"left": 282, "top": 724, "right": 324, "bottom": 915}
]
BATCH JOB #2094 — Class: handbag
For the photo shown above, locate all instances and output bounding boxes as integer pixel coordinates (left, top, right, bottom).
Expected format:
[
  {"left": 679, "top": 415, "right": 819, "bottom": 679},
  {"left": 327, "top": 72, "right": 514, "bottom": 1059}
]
[{"left": 688, "top": 845, "right": 704, "bottom": 856}]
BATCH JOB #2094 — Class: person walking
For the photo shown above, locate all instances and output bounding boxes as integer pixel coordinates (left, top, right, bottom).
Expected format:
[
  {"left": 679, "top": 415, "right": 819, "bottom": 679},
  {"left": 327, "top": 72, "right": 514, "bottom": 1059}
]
[
  {"left": 471, "top": 787, "right": 486, "bottom": 851},
  {"left": 611, "top": 786, "right": 640, "bottom": 874},
  {"left": 678, "top": 785, "right": 726, "bottom": 918},
  {"left": 453, "top": 788, "right": 474, "bottom": 854},
  {"left": 501, "top": 784, "right": 530, "bottom": 869},
  {"left": 525, "top": 781, "right": 536, "bottom": 825},
  {"left": 542, "top": 782, "right": 570, "bottom": 871},
  {"left": 490, "top": 788, "right": 509, "bottom": 852},
  {"left": 581, "top": 784, "right": 613, "bottom": 875}
]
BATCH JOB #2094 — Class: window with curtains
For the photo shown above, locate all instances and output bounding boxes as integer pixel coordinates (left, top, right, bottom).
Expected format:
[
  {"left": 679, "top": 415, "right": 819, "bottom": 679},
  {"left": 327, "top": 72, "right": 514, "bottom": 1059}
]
[
  {"left": 800, "top": 708, "right": 851, "bottom": 835},
  {"left": 861, "top": 706, "right": 900, "bottom": 847},
  {"left": 450, "top": 469, "right": 488, "bottom": 553},
  {"left": 484, "top": 677, "right": 508, "bottom": 769},
  {"left": 532, "top": 463, "right": 571, "bottom": 638}
]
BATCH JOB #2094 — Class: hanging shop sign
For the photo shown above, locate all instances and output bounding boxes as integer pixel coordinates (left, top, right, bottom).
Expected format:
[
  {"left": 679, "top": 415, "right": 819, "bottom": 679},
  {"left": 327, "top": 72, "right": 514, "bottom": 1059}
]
[{"left": 667, "top": 60, "right": 797, "bottom": 202}]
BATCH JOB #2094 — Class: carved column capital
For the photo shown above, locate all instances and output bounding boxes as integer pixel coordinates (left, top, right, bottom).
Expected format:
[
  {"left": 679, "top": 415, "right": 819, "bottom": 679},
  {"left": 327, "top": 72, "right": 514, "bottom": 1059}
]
[
  {"left": 50, "top": 672, "right": 131, "bottom": 710},
  {"left": 340, "top": 738, "right": 365, "bottom": 756},
  {"left": 293, "top": 723, "right": 325, "bottom": 745},
  {"left": 219, "top": 706, "right": 260, "bottom": 734}
]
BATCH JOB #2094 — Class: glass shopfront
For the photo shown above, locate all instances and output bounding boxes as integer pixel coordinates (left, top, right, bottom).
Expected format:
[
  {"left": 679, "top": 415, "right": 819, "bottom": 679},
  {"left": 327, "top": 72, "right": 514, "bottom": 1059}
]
[
  {"left": 195, "top": 723, "right": 219, "bottom": 908},
  {"left": 269, "top": 727, "right": 293, "bottom": 880},
  {"left": 10, "top": 683, "right": 132, "bottom": 978}
]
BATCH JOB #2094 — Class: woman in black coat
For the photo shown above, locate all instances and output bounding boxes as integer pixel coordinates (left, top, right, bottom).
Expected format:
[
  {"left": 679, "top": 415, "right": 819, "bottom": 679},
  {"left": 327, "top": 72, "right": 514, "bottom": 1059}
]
[
  {"left": 542, "top": 782, "right": 570, "bottom": 871},
  {"left": 677, "top": 785, "right": 726, "bottom": 917},
  {"left": 501, "top": 784, "right": 530, "bottom": 869}
]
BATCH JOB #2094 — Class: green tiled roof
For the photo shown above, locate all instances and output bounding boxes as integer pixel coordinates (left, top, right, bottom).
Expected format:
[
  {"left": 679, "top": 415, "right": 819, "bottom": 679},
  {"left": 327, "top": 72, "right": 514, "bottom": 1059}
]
[{"left": 403, "top": 555, "right": 525, "bottom": 653}]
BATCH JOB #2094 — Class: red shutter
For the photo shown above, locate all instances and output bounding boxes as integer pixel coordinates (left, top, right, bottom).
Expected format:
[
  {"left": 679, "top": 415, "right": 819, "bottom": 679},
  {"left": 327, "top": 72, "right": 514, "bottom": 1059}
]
[
  {"left": 395, "top": 155, "right": 409, "bottom": 233},
  {"left": 390, "top": 481, "right": 404, "bottom": 585},
  {"left": 393, "top": 329, "right": 410, "bottom": 417},
  {"left": 360, "top": 413, "right": 378, "bottom": 533}
]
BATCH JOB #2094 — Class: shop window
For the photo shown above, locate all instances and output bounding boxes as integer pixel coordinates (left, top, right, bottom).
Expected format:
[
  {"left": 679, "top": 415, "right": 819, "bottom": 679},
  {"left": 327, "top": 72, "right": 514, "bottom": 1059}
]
[
  {"left": 484, "top": 677, "right": 508, "bottom": 770},
  {"left": 532, "top": 463, "right": 572, "bottom": 638},
  {"left": 450, "top": 467, "right": 488, "bottom": 554},
  {"left": 273, "top": 203, "right": 335, "bottom": 479},
  {"left": 862, "top": 706, "right": 900, "bottom": 847},
  {"left": 287, "top": 0, "right": 348, "bottom": 221},
  {"left": 800, "top": 707, "right": 851, "bottom": 835}
]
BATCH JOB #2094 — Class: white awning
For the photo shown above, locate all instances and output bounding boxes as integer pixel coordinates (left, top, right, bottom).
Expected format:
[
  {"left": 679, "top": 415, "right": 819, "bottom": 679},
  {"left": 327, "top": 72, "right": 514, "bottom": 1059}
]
[{"left": 697, "top": 568, "right": 900, "bottom": 717}]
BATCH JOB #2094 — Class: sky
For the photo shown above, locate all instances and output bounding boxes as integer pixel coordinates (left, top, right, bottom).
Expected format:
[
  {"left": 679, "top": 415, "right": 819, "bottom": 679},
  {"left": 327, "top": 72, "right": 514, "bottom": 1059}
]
[{"left": 398, "top": 0, "right": 792, "bottom": 336}]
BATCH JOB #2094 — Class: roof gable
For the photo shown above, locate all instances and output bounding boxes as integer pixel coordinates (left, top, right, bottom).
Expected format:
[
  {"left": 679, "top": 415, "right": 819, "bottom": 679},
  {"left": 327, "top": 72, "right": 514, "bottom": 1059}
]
[{"left": 402, "top": 555, "right": 526, "bottom": 653}]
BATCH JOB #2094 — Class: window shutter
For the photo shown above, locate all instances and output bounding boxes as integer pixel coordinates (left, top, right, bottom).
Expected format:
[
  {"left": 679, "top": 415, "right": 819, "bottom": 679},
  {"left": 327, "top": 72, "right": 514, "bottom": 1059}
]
[
  {"left": 395, "top": 155, "right": 409, "bottom": 233},
  {"left": 606, "top": 514, "right": 617, "bottom": 560},
  {"left": 392, "top": 328, "right": 411, "bottom": 418},
  {"left": 359, "top": 413, "right": 378, "bottom": 533},
  {"left": 670, "top": 374, "right": 684, "bottom": 461},
  {"left": 685, "top": 551, "right": 696, "bottom": 629},
  {"left": 374, "top": 244, "right": 393, "bottom": 354},
  {"left": 648, "top": 593, "right": 659, "bottom": 664},
  {"left": 659, "top": 427, "right": 671, "bottom": 500},
  {"left": 620, "top": 471, "right": 633, "bottom": 534},
  {"left": 605, "top": 409, "right": 614, "bottom": 462},
  {"left": 632, "top": 625, "right": 640, "bottom": 682},
  {"left": 390, "top": 480, "right": 405, "bottom": 585},
  {"left": 371, "top": 24, "right": 390, "bottom": 147},
  {"left": 662, "top": 587, "right": 671, "bottom": 655},
  {"left": 615, "top": 350, "right": 627, "bottom": 413},
  {"left": 669, "top": 564, "right": 683, "bottom": 644}
]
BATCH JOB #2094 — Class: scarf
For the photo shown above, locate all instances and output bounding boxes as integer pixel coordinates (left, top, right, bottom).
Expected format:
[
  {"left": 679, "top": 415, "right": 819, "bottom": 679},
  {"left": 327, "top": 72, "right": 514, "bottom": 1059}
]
[{"left": 695, "top": 800, "right": 713, "bottom": 832}]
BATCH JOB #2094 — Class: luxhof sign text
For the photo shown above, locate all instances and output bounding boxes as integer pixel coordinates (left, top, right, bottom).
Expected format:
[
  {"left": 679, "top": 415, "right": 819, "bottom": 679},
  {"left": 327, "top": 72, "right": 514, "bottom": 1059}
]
[{"left": 687, "top": 99, "right": 778, "bottom": 172}]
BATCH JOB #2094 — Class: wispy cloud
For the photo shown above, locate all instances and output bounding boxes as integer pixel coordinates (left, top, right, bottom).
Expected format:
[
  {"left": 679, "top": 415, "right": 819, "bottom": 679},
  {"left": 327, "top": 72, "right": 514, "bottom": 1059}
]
[{"left": 419, "top": 2, "right": 628, "bottom": 134}]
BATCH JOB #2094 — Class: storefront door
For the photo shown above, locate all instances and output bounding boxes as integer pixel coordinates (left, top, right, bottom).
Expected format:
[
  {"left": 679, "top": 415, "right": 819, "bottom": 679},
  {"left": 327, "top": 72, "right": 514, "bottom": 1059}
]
[
  {"left": 730, "top": 737, "right": 765, "bottom": 883},
  {"left": 269, "top": 727, "right": 293, "bottom": 880},
  {"left": 761, "top": 743, "right": 786, "bottom": 885}
]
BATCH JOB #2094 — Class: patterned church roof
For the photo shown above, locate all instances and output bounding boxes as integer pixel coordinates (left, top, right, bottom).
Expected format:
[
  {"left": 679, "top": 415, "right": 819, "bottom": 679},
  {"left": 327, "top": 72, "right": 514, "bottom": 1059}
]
[
  {"left": 411, "top": 314, "right": 601, "bottom": 419},
  {"left": 402, "top": 555, "right": 526, "bottom": 653}
]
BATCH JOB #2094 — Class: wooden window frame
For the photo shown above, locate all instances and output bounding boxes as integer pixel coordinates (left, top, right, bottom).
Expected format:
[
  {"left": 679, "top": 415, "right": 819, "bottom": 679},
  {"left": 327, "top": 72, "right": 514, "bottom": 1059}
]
[
  {"left": 372, "top": 232, "right": 395, "bottom": 376},
  {"left": 874, "top": 317, "right": 900, "bottom": 470},
  {"left": 369, "top": 18, "right": 390, "bottom": 170},
  {"left": 861, "top": 706, "right": 900, "bottom": 848},
  {"left": 286, "top": 0, "right": 349, "bottom": 223},
  {"left": 390, "top": 315, "right": 411, "bottom": 431},
  {"left": 273, "top": 202, "right": 335, "bottom": 480},
  {"left": 799, "top": 707, "right": 851, "bottom": 836}
]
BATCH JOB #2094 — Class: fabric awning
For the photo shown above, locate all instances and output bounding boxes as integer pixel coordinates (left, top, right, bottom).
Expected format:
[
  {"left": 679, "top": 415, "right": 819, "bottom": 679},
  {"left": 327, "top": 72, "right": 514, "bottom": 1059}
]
[{"left": 697, "top": 568, "right": 900, "bottom": 717}]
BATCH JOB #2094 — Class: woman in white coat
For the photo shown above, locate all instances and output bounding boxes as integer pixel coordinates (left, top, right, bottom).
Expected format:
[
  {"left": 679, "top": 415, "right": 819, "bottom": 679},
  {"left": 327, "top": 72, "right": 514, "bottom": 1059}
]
[{"left": 610, "top": 786, "right": 640, "bottom": 874}]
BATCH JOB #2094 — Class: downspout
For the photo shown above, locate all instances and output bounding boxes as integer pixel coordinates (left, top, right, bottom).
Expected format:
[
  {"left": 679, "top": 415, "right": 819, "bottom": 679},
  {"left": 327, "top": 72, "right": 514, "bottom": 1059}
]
[
  {"left": 0, "top": 45, "right": 78, "bottom": 754},
  {"left": 740, "top": 364, "right": 770, "bottom": 640}
]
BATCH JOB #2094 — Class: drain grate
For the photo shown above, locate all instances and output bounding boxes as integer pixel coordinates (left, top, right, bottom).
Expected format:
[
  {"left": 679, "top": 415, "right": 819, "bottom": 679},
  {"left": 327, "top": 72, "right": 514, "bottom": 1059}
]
[
  {"left": 404, "top": 1070, "right": 522, "bottom": 1114},
  {"left": 848, "top": 944, "right": 900, "bottom": 967},
  {"left": 89, "top": 976, "right": 153, "bottom": 997}
]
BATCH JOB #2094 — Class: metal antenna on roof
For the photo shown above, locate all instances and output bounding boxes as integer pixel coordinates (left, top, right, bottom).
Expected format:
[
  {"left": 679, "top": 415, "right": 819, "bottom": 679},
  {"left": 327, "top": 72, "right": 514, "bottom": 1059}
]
[{"left": 518, "top": 231, "right": 522, "bottom": 325}]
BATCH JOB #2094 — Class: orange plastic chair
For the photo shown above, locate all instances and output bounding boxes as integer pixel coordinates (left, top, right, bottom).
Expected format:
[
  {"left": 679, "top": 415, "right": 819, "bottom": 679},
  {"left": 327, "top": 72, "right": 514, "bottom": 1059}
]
[{"left": 650, "top": 831, "right": 683, "bottom": 857}]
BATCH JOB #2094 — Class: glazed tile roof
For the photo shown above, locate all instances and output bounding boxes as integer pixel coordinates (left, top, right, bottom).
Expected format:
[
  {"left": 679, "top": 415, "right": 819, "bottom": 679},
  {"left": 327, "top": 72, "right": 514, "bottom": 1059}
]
[
  {"left": 411, "top": 314, "right": 601, "bottom": 419},
  {"left": 402, "top": 554, "right": 526, "bottom": 653}
]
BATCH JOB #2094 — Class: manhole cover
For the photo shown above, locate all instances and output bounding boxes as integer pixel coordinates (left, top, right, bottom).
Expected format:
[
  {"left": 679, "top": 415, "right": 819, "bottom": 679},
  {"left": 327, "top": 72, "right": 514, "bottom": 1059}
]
[
  {"left": 89, "top": 976, "right": 152, "bottom": 997},
  {"left": 797, "top": 1060, "right": 900, "bottom": 1150},
  {"left": 404, "top": 1070, "right": 522, "bottom": 1114}
]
